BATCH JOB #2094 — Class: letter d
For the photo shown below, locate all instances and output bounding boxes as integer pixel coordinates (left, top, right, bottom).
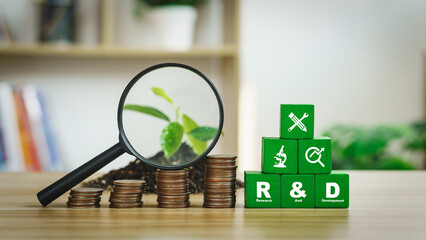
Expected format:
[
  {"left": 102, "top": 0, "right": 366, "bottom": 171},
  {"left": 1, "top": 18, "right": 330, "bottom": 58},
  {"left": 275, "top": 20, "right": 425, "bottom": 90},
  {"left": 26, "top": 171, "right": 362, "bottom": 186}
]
[
  {"left": 257, "top": 182, "right": 271, "bottom": 198},
  {"left": 326, "top": 182, "right": 340, "bottom": 198}
]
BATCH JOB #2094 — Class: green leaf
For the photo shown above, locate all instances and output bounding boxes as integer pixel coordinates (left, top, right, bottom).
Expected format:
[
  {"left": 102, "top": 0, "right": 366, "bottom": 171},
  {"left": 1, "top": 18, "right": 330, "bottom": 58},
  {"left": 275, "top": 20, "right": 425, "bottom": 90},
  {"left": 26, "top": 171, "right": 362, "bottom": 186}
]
[
  {"left": 160, "top": 122, "right": 184, "bottom": 158},
  {"left": 151, "top": 87, "right": 173, "bottom": 104},
  {"left": 123, "top": 104, "right": 169, "bottom": 122},
  {"left": 188, "top": 126, "right": 218, "bottom": 141},
  {"left": 182, "top": 114, "right": 207, "bottom": 154}
]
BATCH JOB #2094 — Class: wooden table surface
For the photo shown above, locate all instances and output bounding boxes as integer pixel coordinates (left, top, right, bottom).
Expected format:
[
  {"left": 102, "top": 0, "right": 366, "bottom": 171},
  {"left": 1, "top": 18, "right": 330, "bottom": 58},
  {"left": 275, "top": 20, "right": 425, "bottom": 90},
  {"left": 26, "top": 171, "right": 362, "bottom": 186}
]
[{"left": 0, "top": 171, "right": 425, "bottom": 239}]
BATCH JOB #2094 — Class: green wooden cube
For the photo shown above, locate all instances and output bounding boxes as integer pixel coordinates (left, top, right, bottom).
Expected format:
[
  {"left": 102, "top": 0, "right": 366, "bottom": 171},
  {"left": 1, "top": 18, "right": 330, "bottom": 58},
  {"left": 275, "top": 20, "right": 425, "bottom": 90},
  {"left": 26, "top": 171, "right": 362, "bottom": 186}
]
[
  {"left": 315, "top": 171, "right": 349, "bottom": 208},
  {"left": 298, "top": 137, "right": 332, "bottom": 174},
  {"left": 262, "top": 137, "right": 297, "bottom": 174},
  {"left": 244, "top": 171, "right": 281, "bottom": 208},
  {"left": 280, "top": 104, "right": 314, "bottom": 139},
  {"left": 281, "top": 175, "right": 315, "bottom": 208}
]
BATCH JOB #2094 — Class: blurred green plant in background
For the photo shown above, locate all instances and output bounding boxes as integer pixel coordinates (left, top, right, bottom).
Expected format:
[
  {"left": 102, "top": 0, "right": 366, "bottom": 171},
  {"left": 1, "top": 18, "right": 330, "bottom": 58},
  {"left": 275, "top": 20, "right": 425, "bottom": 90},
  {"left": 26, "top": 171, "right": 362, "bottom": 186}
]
[{"left": 323, "top": 121, "right": 426, "bottom": 170}]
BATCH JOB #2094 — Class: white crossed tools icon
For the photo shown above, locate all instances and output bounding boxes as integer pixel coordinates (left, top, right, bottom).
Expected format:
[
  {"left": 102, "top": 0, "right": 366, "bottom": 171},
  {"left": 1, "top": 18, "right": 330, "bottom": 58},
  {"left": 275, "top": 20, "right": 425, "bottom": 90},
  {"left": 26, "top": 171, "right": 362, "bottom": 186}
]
[{"left": 288, "top": 112, "right": 309, "bottom": 132}]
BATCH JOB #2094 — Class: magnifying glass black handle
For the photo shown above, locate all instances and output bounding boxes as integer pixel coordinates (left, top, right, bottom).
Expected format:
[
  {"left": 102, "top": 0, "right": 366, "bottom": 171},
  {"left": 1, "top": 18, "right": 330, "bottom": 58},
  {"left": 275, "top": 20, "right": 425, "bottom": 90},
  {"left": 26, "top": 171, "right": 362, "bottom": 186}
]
[{"left": 37, "top": 142, "right": 125, "bottom": 206}]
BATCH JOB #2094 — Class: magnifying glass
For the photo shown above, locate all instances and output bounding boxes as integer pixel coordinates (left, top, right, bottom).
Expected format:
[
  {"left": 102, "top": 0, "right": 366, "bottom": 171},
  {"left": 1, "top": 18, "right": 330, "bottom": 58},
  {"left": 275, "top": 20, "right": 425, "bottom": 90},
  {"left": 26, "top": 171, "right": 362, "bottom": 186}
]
[
  {"left": 37, "top": 63, "right": 224, "bottom": 206},
  {"left": 305, "top": 147, "right": 325, "bottom": 167}
]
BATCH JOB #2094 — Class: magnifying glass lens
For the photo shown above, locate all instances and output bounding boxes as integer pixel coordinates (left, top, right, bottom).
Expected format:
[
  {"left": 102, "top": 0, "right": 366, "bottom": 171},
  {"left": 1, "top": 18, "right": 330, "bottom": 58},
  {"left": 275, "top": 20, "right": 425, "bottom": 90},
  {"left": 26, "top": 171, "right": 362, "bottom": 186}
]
[{"left": 121, "top": 66, "right": 221, "bottom": 168}]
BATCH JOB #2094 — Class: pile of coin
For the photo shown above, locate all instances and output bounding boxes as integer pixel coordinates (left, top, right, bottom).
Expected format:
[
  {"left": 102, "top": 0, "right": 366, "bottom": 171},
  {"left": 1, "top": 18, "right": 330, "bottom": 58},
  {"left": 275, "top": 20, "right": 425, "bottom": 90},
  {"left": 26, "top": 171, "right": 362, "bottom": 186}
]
[
  {"left": 67, "top": 187, "right": 103, "bottom": 208},
  {"left": 203, "top": 155, "right": 238, "bottom": 208},
  {"left": 156, "top": 169, "right": 190, "bottom": 208},
  {"left": 109, "top": 179, "right": 146, "bottom": 208}
]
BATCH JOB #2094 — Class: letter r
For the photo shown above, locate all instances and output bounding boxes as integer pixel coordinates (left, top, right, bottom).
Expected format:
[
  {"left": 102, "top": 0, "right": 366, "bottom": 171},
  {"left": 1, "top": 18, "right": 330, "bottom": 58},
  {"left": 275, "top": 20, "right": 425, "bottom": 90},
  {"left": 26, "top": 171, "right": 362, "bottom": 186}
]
[
  {"left": 257, "top": 182, "right": 271, "bottom": 198},
  {"left": 326, "top": 182, "right": 340, "bottom": 198}
]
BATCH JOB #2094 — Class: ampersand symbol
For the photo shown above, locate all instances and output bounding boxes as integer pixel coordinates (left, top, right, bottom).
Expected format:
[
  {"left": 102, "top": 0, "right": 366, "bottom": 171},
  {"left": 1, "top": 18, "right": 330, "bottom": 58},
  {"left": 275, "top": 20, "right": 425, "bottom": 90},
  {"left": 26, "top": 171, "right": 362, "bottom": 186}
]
[{"left": 289, "top": 182, "right": 306, "bottom": 198}]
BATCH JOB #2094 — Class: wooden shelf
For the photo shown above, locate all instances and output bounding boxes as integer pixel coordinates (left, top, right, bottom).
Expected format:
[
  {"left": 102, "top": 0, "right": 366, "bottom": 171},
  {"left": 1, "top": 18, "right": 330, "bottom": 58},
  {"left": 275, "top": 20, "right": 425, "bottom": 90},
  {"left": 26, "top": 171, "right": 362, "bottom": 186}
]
[{"left": 0, "top": 44, "right": 238, "bottom": 58}]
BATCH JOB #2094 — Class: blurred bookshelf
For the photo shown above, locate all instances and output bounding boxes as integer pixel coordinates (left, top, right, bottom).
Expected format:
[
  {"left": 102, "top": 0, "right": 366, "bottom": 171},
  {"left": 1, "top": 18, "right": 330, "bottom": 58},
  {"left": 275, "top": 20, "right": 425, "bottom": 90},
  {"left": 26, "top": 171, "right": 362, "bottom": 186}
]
[
  {"left": 0, "top": 0, "right": 240, "bottom": 171},
  {"left": 0, "top": 44, "right": 237, "bottom": 58}
]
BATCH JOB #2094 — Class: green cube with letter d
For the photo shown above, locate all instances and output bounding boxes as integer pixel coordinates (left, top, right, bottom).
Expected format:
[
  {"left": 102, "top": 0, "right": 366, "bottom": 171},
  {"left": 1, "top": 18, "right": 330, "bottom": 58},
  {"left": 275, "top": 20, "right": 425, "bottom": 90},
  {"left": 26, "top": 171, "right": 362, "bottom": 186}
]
[{"left": 315, "top": 171, "right": 349, "bottom": 208}]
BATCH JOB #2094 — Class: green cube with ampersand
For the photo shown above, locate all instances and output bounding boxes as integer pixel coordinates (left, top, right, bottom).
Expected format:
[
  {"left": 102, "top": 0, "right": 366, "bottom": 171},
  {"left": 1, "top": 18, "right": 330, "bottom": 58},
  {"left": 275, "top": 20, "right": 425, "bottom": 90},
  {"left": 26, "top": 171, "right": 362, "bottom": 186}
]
[{"left": 281, "top": 175, "right": 315, "bottom": 208}]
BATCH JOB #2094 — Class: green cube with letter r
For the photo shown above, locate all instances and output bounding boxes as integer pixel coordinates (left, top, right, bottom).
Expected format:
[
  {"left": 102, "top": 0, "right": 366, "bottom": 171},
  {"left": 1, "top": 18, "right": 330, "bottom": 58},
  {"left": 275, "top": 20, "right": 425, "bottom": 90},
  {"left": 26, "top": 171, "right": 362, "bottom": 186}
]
[
  {"left": 280, "top": 104, "right": 314, "bottom": 139},
  {"left": 315, "top": 171, "right": 349, "bottom": 208},
  {"left": 245, "top": 171, "right": 281, "bottom": 208},
  {"left": 262, "top": 137, "right": 297, "bottom": 174},
  {"left": 298, "top": 137, "right": 332, "bottom": 174}
]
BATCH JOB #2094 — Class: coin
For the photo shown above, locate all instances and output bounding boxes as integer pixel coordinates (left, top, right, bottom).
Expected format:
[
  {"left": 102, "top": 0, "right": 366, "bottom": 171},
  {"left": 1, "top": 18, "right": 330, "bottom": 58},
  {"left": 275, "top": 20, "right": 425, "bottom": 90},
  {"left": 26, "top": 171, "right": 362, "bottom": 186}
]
[
  {"left": 109, "top": 202, "right": 143, "bottom": 208},
  {"left": 205, "top": 166, "right": 236, "bottom": 169},
  {"left": 68, "top": 197, "right": 99, "bottom": 203},
  {"left": 204, "top": 182, "right": 236, "bottom": 186},
  {"left": 67, "top": 188, "right": 103, "bottom": 208},
  {"left": 156, "top": 188, "right": 189, "bottom": 192},
  {"left": 67, "top": 203, "right": 100, "bottom": 209},
  {"left": 203, "top": 155, "right": 238, "bottom": 208},
  {"left": 67, "top": 204, "right": 101, "bottom": 208},
  {"left": 113, "top": 185, "right": 145, "bottom": 190},
  {"left": 156, "top": 195, "right": 189, "bottom": 198},
  {"left": 68, "top": 192, "right": 101, "bottom": 196},
  {"left": 206, "top": 154, "right": 237, "bottom": 159},
  {"left": 67, "top": 201, "right": 100, "bottom": 205},
  {"left": 157, "top": 203, "right": 190, "bottom": 208},
  {"left": 108, "top": 179, "right": 146, "bottom": 208},
  {"left": 205, "top": 163, "right": 236, "bottom": 167},
  {"left": 156, "top": 169, "right": 188, "bottom": 173},
  {"left": 70, "top": 187, "right": 103, "bottom": 193},
  {"left": 69, "top": 195, "right": 102, "bottom": 199},
  {"left": 156, "top": 169, "right": 191, "bottom": 208},
  {"left": 203, "top": 200, "right": 236, "bottom": 204},
  {"left": 156, "top": 183, "right": 189, "bottom": 187},
  {"left": 203, "top": 204, "right": 235, "bottom": 208},
  {"left": 114, "top": 179, "right": 146, "bottom": 186},
  {"left": 111, "top": 189, "right": 144, "bottom": 194},
  {"left": 109, "top": 198, "right": 142, "bottom": 203},
  {"left": 203, "top": 187, "right": 235, "bottom": 192}
]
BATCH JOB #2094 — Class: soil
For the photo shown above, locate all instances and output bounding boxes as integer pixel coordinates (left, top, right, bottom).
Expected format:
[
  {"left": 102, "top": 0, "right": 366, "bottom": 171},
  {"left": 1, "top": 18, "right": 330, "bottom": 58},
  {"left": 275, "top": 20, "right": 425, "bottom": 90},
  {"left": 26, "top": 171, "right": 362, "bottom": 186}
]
[{"left": 83, "top": 142, "right": 244, "bottom": 193}]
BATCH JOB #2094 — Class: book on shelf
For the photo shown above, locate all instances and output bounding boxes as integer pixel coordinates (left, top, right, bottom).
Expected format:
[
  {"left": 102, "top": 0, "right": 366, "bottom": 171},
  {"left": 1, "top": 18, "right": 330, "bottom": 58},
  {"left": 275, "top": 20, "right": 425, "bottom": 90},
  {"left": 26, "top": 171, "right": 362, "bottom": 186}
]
[
  {"left": 0, "top": 124, "right": 5, "bottom": 170},
  {"left": 14, "top": 88, "right": 42, "bottom": 172},
  {"left": 0, "top": 83, "right": 61, "bottom": 172},
  {"left": 0, "top": 83, "right": 25, "bottom": 171}
]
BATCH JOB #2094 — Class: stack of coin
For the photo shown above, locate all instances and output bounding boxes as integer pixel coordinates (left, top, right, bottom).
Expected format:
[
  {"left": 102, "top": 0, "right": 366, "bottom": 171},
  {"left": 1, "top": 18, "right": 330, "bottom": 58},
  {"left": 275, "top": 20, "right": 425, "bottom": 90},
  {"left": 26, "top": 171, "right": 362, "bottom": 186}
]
[
  {"left": 156, "top": 169, "right": 190, "bottom": 208},
  {"left": 203, "top": 155, "right": 238, "bottom": 208},
  {"left": 67, "top": 187, "right": 103, "bottom": 208},
  {"left": 109, "top": 179, "right": 146, "bottom": 208}
]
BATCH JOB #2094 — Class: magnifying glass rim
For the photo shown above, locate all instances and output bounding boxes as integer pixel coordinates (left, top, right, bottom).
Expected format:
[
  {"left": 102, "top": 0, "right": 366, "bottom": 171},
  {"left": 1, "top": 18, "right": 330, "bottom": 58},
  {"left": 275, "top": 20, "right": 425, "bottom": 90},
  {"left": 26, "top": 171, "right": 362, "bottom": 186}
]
[{"left": 117, "top": 62, "right": 224, "bottom": 170}]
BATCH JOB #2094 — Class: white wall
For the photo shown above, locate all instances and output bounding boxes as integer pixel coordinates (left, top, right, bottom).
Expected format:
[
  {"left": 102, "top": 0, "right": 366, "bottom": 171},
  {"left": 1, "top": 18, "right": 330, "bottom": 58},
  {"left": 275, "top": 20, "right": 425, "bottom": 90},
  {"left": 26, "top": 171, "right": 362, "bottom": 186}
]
[{"left": 239, "top": 0, "right": 426, "bottom": 171}]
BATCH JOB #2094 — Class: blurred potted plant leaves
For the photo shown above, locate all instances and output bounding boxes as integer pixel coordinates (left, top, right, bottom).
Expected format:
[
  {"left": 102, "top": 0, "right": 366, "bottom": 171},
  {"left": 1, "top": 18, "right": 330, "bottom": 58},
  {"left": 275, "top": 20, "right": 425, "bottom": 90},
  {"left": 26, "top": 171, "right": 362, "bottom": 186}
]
[
  {"left": 133, "top": 0, "right": 206, "bottom": 51},
  {"left": 323, "top": 121, "right": 425, "bottom": 170}
]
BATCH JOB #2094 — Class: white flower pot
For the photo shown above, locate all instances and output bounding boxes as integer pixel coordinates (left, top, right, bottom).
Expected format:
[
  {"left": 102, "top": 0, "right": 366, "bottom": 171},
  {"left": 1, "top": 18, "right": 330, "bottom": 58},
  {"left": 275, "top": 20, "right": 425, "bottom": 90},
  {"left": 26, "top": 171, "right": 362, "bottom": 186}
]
[{"left": 147, "top": 6, "right": 197, "bottom": 51}]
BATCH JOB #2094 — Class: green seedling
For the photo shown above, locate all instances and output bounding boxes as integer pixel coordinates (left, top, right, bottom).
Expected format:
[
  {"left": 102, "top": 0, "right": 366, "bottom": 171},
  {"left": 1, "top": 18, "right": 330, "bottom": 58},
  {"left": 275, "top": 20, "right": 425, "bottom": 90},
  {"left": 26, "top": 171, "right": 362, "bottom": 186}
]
[{"left": 124, "top": 87, "right": 219, "bottom": 158}]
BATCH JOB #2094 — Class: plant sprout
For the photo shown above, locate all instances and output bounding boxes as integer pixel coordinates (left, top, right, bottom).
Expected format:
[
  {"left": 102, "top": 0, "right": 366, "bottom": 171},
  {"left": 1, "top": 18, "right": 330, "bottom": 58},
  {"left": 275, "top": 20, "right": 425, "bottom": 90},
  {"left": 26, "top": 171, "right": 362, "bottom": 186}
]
[{"left": 124, "top": 87, "right": 220, "bottom": 158}]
